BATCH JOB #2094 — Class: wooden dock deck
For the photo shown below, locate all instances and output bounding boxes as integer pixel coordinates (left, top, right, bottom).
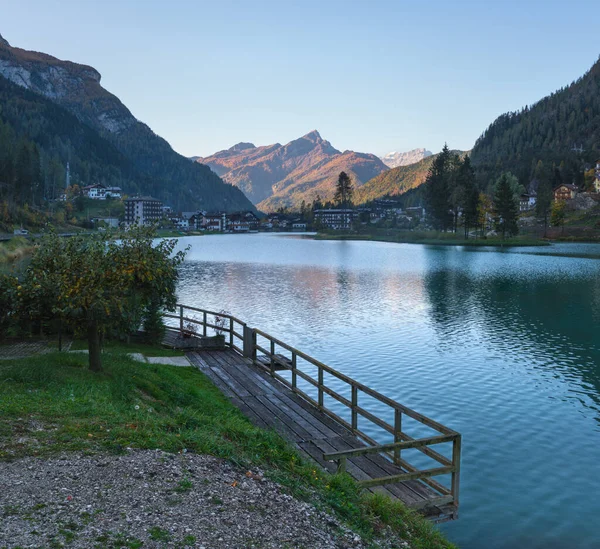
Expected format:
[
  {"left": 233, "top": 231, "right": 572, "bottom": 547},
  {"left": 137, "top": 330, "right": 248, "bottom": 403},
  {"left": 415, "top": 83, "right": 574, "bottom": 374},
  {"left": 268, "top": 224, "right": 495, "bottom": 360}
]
[{"left": 163, "top": 305, "right": 461, "bottom": 523}]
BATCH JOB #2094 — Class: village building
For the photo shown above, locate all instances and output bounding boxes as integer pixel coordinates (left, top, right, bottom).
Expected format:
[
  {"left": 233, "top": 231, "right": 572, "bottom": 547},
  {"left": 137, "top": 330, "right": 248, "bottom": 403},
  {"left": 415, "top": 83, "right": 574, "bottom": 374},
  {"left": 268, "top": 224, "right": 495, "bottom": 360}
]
[
  {"left": 553, "top": 183, "right": 579, "bottom": 201},
  {"left": 314, "top": 208, "right": 356, "bottom": 230},
  {"left": 203, "top": 212, "right": 227, "bottom": 232},
  {"left": 291, "top": 220, "right": 307, "bottom": 230},
  {"left": 82, "top": 184, "right": 122, "bottom": 200},
  {"left": 124, "top": 196, "right": 163, "bottom": 225},
  {"left": 519, "top": 193, "right": 537, "bottom": 212}
]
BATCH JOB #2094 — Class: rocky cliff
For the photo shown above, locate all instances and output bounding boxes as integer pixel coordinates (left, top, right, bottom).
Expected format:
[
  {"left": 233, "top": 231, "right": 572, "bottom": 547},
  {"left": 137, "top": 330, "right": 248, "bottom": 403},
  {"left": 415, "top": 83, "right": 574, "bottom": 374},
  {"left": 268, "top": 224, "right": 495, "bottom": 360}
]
[{"left": 0, "top": 32, "right": 254, "bottom": 212}]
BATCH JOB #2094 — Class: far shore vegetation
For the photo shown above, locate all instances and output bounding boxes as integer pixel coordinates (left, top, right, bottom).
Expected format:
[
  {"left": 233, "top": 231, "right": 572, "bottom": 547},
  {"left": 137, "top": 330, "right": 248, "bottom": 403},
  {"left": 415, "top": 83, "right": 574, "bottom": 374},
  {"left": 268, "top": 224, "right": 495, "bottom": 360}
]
[{"left": 315, "top": 229, "right": 550, "bottom": 247}]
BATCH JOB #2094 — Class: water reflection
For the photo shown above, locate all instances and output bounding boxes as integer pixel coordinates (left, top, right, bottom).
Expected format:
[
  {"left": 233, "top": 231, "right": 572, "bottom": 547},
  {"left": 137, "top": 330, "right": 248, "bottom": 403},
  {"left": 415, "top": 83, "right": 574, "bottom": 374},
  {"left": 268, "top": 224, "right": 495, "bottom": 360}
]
[{"left": 175, "top": 234, "right": 600, "bottom": 549}]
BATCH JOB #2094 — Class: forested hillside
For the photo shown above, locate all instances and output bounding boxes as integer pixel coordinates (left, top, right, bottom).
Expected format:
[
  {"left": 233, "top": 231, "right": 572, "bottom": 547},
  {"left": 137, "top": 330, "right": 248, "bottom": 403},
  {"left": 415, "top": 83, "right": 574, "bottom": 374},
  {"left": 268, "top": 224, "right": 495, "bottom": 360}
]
[
  {"left": 0, "top": 74, "right": 134, "bottom": 226},
  {"left": 354, "top": 154, "right": 436, "bottom": 205},
  {"left": 471, "top": 56, "right": 600, "bottom": 188},
  {"left": 0, "top": 33, "right": 253, "bottom": 213}
]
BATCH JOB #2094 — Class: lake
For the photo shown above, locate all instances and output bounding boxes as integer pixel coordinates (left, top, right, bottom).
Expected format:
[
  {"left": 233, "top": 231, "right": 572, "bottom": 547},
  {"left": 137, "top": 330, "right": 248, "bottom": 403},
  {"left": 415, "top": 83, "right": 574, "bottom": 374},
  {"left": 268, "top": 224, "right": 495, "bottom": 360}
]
[{"left": 174, "top": 233, "right": 600, "bottom": 549}]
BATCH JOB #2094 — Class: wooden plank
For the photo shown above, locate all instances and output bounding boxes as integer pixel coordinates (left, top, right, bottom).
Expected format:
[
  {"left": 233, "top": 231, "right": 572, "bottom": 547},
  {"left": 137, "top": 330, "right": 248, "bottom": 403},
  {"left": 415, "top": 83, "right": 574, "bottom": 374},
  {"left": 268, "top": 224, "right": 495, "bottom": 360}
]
[
  {"left": 187, "top": 356, "right": 237, "bottom": 399},
  {"left": 276, "top": 389, "right": 353, "bottom": 437},
  {"left": 200, "top": 355, "right": 252, "bottom": 399},
  {"left": 209, "top": 351, "right": 273, "bottom": 397},
  {"left": 262, "top": 393, "right": 340, "bottom": 440},
  {"left": 358, "top": 466, "right": 454, "bottom": 489},
  {"left": 269, "top": 391, "right": 348, "bottom": 439},
  {"left": 306, "top": 437, "right": 398, "bottom": 500},
  {"left": 242, "top": 396, "right": 307, "bottom": 443},
  {"left": 254, "top": 394, "right": 319, "bottom": 442},
  {"left": 230, "top": 397, "right": 270, "bottom": 430}
]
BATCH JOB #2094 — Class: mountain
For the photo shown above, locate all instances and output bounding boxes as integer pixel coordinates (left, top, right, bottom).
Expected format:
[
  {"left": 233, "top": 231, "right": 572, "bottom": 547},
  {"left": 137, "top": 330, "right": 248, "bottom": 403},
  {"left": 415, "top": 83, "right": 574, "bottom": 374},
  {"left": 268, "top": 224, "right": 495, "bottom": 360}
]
[
  {"left": 470, "top": 56, "right": 600, "bottom": 189},
  {"left": 196, "top": 131, "right": 388, "bottom": 211},
  {"left": 354, "top": 154, "right": 437, "bottom": 205},
  {"left": 0, "top": 32, "right": 253, "bottom": 212},
  {"left": 355, "top": 149, "right": 467, "bottom": 206},
  {"left": 380, "top": 148, "right": 432, "bottom": 169}
]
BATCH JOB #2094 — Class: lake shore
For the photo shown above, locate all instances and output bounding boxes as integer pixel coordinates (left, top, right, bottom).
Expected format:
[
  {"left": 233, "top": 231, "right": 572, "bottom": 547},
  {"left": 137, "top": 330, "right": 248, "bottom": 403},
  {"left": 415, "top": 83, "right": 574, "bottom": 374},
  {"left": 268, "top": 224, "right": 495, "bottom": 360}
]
[
  {"left": 314, "top": 230, "right": 551, "bottom": 247},
  {"left": 0, "top": 342, "right": 455, "bottom": 549}
]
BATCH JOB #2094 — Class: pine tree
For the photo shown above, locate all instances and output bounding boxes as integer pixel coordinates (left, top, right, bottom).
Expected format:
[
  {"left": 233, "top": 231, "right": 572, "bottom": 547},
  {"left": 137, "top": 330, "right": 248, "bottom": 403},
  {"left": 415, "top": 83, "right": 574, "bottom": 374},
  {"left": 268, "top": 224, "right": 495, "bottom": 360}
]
[
  {"left": 424, "top": 144, "right": 453, "bottom": 230},
  {"left": 334, "top": 172, "right": 353, "bottom": 208},
  {"left": 457, "top": 156, "right": 479, "bottom": 238},
  {"left": 493, "top": 172, "right": 519, "bottom": 239}
]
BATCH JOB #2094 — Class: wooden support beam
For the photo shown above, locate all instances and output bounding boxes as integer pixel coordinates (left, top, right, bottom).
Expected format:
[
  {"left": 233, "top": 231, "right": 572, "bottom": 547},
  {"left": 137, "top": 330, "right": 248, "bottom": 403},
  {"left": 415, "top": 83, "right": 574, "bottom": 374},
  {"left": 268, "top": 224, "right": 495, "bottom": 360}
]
[{"left": 357, "top": 466, "right": 454, "bottom": 489}]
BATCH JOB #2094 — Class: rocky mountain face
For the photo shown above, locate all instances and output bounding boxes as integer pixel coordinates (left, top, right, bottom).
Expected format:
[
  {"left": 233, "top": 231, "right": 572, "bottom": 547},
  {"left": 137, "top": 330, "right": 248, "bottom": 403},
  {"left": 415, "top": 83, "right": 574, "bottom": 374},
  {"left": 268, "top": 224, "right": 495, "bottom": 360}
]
[
  {"left": 380, "top": 148, "right": 432, "bottom": 169},
  {"left": 0, "top": 32, "right": 253, "bottom": 212},
  {"left": 197, "top": 131, "right": 388, "bottom": 210}
]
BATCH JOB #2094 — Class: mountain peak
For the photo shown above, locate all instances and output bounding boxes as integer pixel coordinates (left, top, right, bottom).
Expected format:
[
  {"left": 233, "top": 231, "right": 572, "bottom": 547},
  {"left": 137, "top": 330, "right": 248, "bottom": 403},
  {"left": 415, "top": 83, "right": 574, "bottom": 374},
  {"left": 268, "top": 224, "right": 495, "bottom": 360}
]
[
  {"left": 380, "top": 148, "right": 433, "bottom": 169},
  {"left": 229, "top": 142, "right": 256, "bottom": 152},
  {"left": 0, "top": 33, "right": 9, "bottom": 47},
  {"left": 302, "top": 130, "right": 322, "bottom": 142}
]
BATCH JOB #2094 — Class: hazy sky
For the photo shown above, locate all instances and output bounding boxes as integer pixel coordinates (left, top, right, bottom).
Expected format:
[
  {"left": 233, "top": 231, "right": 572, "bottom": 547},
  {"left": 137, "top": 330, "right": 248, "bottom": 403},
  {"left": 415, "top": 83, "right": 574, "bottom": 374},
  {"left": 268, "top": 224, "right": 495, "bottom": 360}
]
[{"left": 1, "top": 0, "right": 598, "bottom": 158}]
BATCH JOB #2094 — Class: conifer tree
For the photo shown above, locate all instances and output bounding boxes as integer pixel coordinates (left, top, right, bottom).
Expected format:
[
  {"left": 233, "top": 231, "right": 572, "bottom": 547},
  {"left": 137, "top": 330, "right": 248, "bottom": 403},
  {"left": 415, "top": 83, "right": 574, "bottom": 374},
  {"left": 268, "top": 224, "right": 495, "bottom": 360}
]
[
  {"left": 457, "top": 156, "right": 479, "bottom": 238},
  {"left": 493, "top": 172, "right": 519, "bottom": 239},
  {"left": 334, "top": 172, "right": 353, "bottom": 208},
  {"left": 424, "top": 144, "right": 453, "bottom": 230}
]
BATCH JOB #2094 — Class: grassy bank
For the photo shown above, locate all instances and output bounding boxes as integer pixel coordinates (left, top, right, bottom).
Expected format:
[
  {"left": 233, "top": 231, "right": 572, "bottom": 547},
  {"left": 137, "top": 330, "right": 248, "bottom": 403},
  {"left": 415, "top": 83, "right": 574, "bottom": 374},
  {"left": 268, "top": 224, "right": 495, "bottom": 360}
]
[
  {"left": 0, "top": 346, "right": 455, "bottom": 549},
  {"left": 0, "top": 237, "right": 35, "bottom": 265},
  {"left": 316, "top": 230, "right": 549, "bottom": 247}
]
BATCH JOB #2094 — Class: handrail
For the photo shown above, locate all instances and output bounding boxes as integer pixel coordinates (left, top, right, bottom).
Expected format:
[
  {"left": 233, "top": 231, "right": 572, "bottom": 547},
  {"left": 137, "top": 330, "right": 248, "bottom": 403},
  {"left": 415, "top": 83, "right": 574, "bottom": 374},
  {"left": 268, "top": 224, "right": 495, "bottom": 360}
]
[
  {"left": 322, "top": 434, "right": 458, "bottom": 460},
  {"left": 161, "top": 304, "right": 461, "bottom": 514},
  {"left": 249, "top": 325, "right": 461, "bottom": 512}
]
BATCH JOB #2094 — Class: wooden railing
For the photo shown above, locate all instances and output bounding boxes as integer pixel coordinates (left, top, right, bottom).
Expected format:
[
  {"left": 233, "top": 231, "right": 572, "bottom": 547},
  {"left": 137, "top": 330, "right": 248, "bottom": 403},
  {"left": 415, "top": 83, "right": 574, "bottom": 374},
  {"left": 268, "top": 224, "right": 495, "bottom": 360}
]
[
  {"left": 162, "top": 305, "right": 461, "bottom": 513},
  {"left": 162, "top": 304, "right": 246, "bottom": 355}
]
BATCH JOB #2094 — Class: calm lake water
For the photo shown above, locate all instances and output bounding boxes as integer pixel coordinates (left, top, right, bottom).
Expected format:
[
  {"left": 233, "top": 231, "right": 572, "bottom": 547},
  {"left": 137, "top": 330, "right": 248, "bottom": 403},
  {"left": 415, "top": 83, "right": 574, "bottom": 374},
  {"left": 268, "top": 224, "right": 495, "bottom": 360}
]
[{"left": 174, "top": 233, "right": 600, "bottom": 549}]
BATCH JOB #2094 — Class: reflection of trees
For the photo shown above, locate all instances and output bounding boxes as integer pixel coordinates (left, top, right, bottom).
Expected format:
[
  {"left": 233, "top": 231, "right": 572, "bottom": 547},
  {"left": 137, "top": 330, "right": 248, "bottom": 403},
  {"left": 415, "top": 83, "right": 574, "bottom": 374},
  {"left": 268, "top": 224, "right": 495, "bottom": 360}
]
[{"left": 424, "top": 253, "right": 600, "bottom": 417}]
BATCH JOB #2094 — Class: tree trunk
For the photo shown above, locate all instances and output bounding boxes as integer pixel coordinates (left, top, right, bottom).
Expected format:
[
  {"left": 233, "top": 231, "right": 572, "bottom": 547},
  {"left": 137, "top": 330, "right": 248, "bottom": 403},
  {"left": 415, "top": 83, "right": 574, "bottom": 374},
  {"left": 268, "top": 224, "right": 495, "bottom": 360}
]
[{"left": 87, "top": 319, "right": 103, "bottom": 372}]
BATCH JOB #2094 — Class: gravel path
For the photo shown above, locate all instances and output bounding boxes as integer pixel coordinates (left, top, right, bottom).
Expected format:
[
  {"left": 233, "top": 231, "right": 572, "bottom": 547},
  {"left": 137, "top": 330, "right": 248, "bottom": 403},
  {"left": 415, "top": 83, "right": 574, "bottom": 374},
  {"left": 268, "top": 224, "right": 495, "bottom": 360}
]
[{"left": 0, "top": 450, "right": 395, "bottom": 549}]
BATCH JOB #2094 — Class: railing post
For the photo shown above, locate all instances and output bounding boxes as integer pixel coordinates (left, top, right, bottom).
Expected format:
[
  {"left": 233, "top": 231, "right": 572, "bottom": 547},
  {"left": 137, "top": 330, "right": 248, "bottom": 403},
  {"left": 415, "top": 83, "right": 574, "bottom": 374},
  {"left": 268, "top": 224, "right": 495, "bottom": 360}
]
[
  {"left": 318, "top": 367, "right": 324, "bottom": 408},
  {"left": 270, "top": 340, "right": 275, "bottom": 376},
  {"left": 251, "top": 330, "right": 257, "bottom": 362},
  {"left": 291, "top": 352, "right": 297, "bottom": 390},
  {"left": 203, "top": 311, "right": 207, "bottom": 336},
  {"left": 179, "top": 305, "right": 184, "bottom": 335},
  {"left": 229, "top": 317, "right": 233, "bottom": 347},
  {"left": 394, "top": 410, "right": 402, "bottom": 465},
  {"left": 351, "top": 385, "right": 358, "bottom": 432},
  {"left": 243, "top": 326, "right": 253, "bottom": 359},
  {"left": 337, "top": 456, "right": 347, "bottom": 474},
  {"left": 451, "top": 434, "right": 461, "bottom": 509}
]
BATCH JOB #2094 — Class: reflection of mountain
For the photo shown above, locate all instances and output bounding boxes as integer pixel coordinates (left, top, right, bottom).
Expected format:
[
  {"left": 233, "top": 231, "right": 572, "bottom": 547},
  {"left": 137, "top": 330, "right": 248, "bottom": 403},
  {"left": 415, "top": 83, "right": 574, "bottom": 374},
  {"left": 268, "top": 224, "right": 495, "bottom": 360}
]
[{"left": 423, "top": 257, "right": 600, "bottom": 418}]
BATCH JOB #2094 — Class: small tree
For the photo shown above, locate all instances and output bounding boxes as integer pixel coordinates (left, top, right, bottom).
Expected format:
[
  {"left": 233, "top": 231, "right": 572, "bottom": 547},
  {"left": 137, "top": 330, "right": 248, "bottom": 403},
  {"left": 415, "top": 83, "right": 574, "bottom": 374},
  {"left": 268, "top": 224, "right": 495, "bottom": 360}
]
[
  {"left": 535, "top": 177, "right": 553, "bottom": 237},
  {"left": 334, "top": 172, "right": 354, "bottom": 209},
  {"left": 493, "top": 172, "right": 520, "bottom": 239},
  {"left": 457, "top": 156, "right": 479, "bottom": 238},
  {"left": 550, "top": 200, "right": 566, "bottom": 233},
  {"left": 19, "top": 227, "right": 186, "bottom": 372}
]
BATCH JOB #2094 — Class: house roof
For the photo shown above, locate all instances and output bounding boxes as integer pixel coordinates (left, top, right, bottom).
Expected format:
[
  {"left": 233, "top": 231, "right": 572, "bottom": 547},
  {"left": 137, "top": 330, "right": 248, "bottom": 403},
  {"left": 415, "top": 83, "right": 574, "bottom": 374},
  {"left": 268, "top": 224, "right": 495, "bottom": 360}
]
[{"left": 553, "top": 184, "right": 578, "bottom": 191}]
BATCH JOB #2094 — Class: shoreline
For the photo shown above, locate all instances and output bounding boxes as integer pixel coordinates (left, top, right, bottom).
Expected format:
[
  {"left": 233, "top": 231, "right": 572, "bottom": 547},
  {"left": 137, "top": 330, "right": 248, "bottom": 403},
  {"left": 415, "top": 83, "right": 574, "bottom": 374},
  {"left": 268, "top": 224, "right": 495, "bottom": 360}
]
[{"left": 313, "top": 232, "right": 552, "bottom": 247}]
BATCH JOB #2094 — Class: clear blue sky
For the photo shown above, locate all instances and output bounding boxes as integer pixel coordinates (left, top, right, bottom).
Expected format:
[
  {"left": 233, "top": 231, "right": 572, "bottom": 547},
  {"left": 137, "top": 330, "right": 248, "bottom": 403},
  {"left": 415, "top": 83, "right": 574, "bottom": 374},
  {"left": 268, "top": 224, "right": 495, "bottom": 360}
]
[{"left": 2, "top": 0, "right": 598, "bottom": 158}]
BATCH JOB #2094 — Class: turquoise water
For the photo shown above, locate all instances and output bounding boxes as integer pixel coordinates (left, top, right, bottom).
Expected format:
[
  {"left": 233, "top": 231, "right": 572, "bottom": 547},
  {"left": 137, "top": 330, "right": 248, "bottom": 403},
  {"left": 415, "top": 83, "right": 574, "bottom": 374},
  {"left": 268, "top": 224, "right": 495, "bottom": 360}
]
[{"left": 174, "top": 233, "right": 600, "bottom": 549}]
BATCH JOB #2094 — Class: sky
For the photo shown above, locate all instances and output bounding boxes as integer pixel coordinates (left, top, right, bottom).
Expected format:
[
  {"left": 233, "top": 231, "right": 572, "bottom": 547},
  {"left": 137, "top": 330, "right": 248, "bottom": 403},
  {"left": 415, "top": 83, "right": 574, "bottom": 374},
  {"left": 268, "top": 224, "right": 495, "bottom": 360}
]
[{"left": 1, "top": 0, "right": 598, "bottom": 158}]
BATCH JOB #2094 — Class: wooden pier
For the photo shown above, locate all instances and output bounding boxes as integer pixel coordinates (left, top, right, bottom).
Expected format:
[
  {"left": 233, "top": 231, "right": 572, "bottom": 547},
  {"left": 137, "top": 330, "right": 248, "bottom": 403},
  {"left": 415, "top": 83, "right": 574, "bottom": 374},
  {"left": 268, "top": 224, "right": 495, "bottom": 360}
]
[{"left": 163, "top": 305, "right": 461, "bottom": 523}]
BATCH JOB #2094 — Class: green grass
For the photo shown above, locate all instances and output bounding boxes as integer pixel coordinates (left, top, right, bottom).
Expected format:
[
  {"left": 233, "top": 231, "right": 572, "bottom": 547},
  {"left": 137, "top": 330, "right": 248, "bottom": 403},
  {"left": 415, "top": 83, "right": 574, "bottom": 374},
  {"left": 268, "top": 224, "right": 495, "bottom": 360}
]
[
  {"left": 69, "top": 339, "right": 184, "bottom": 357},
  {"left": 0, "top": 237, "right": 34, "bottom": 265},
  {"left": 0, "top": 349, "right": 455, "bottom": 549},
  {"left": 316, "top": 230, "right": 549, "bottom": 247}
]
